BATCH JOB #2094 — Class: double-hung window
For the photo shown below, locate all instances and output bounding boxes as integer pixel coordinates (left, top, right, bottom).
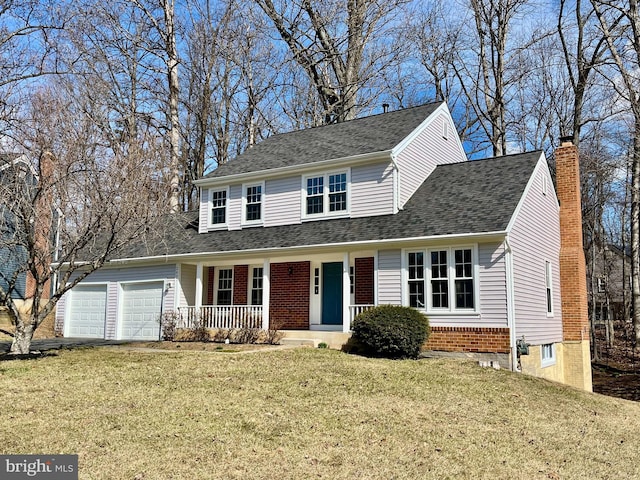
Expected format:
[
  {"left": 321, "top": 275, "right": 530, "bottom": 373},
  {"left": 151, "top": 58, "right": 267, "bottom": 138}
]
[
  {"left": 454, "top": 249, "right": 474, "bottom": 309},
  {"left": 406, "top": 247, "right": 476, "bottom": 312},
  {"left": 243, "top": 183, "right": 263, "bottom": 224},
  {"left": 250, "top": 267, "right": 263, "bottom": 305},
  {"left": 306, "top": 176, "right": 324, "bottom": 215},
  {"left": 430, "top": 250, "right": 449, "bottom": 308},
  {"left": 328, "top": 173, "right": 347, "bottom": 212},
  {"left": 210, "top": 188, "right": 228, "bottom": 226},
  {"left": 304, "top": 171, "right": 349, "bottom": 218},
  {"left": 217, "top": 268, "right": 233, "bottom": 305},
  {"left": 408, "top": 252, "right": 425, "bottom": 308}
]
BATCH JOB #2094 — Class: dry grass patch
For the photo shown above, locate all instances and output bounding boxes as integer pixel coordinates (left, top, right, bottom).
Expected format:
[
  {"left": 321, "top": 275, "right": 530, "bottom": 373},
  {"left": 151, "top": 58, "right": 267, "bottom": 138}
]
[{"left": 1, "top": 348, "right": 639, "bottom": 479}]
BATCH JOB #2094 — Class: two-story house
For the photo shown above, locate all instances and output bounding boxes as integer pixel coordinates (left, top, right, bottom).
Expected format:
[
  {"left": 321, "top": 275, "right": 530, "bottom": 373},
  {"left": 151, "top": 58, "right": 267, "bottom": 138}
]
[{"left": 55, "top": 102, "right": 592, "bottom": 390}]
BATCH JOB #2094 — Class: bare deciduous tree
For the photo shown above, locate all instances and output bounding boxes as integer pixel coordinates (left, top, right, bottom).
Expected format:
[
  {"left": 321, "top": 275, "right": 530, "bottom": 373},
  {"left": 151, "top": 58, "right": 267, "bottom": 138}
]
[
  {"left": 255, "top": 0, "right": 407, "bottom": 124},
  {"left": 0, "top": 86, "right": 170, "bottom": 354},
  {"left": 591, "top": 0, "right": 640, "bottom": 348}
]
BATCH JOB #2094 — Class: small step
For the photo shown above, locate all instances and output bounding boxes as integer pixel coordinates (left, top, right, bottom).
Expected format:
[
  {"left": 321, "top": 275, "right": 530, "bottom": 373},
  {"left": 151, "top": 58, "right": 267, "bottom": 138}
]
[{"left": 279, "top": 338, "right": 321, "bottom": 348}]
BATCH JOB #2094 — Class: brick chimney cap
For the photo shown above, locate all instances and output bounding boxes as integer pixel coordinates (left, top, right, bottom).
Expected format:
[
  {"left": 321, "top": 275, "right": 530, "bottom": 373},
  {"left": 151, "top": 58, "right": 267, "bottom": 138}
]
[{"left": 559, "top": 135, "right": 574, "bottom": 146}]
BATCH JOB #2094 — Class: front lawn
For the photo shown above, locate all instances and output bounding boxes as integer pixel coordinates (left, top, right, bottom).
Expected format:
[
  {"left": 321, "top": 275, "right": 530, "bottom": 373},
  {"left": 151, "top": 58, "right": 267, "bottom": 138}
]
[{"left": 1, "top": 347, "right": 639, "bottom": 479}]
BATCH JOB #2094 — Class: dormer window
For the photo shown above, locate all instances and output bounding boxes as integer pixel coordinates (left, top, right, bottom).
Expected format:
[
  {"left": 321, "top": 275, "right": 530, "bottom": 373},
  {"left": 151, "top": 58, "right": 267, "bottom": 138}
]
[
  {"left": 243, "top": 182, "right": 264, "bottom": 225},
  {"left": 303, "top": 170, "right": 350, "bottom": 219},
  {"left": 209, "top": 187, "right": 228, "bottom": 226}
]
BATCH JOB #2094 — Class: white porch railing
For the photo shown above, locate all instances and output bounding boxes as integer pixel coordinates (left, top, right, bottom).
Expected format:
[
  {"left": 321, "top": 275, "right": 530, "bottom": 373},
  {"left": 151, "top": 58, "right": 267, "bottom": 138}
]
[
  {"left": 177, "top": 305, "right": 263, "bottom": 329},
  {"left": 350, "top": 304, "right": 375, "bottom": 322}
]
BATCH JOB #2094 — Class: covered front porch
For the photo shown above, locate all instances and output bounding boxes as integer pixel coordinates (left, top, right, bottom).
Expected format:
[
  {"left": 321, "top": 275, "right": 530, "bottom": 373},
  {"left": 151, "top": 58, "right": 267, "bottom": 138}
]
[{"left": 174, "top": 251, "right": 377, "bottom": 334}]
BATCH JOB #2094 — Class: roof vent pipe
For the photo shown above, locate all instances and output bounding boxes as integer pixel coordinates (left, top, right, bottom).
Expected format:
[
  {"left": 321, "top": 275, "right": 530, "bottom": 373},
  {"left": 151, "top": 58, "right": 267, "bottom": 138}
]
[{"left": 382, "top": 103, "right": 389, "bottom": 113}]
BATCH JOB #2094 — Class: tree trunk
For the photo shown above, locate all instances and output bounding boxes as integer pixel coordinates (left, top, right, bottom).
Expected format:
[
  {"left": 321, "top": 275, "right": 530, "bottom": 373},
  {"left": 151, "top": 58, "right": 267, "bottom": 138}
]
[
  {"left": 10, "top": 321, "right": 35, "bottom": 354},
  {"left": 632, "top": 121, "right": 640, "bottom": 349},
  {"left": 164, "top": 0, "right": 181, "bottom": 213}
]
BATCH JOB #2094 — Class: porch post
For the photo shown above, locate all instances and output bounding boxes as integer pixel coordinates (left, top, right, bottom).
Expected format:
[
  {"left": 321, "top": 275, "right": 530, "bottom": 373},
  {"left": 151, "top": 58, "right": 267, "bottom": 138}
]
[
  {"left": 262, "top": 259, "right": 270, "bottom": 330},
  {"left": 195, "top": 262, "right": 203, "bottom": 310},
  {"left": 342, "top": 253, "right": 350, "bottom": 333}
]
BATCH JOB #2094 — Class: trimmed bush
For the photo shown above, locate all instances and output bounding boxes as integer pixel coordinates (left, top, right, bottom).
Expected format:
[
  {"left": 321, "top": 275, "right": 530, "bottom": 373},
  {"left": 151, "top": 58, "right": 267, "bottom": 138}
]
[{"left": 349, "top": 305, "right": 430, "bottom": 359}]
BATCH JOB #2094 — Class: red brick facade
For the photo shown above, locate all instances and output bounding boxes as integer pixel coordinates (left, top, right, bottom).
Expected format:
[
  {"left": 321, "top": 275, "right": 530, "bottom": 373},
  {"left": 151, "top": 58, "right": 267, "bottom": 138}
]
[
  {"left": 556, "top": 140, "right": 590, "bottom": 342},
  {"left": 354, "top": 257, "right": 374, "bottom": 305},
  {"left": 233, "top": 265, "right": 248, "bottom": 305},
  {"left": 269, "top": 261, "right": 310, "bottom": 329},
  {"left": 424, "top": 327, "right": 511, "bottom": 353}
]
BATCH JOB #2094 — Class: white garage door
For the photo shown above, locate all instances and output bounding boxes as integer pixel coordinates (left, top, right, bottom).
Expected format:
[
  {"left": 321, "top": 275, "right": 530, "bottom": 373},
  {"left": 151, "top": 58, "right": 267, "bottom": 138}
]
[
  {"left": 121, "top": 282, "right": 163, "bottom": 340},
  {"left": 67, "top": 285, "right": 107, "bottom": 338}
]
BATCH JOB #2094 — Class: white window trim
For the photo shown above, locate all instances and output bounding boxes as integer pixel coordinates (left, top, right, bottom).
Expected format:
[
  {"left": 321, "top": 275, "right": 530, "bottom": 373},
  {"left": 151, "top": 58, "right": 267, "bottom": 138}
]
[
  {"left": 402, "top": 245, "right": 479, "bottom": 314},
  {"left": 540, "top": 343, "right": 556, "bottom": 367},
  {"left": 208, "top": 186, "right": 229, "bottom": 229},
  {"left": 545, "top": 260, "right": 554, "bottom": 317},
  {"left": 301, "top": 169, "right": 351, "bottom": 220},
  {"left": 241, "top": 181, "right": 265, "bottom": 226}
]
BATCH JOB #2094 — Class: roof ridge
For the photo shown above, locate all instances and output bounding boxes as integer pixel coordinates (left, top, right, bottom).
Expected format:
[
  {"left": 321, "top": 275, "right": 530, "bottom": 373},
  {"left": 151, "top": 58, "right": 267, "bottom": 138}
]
[{"left": 257, "top": 101, "right": 443, "bottom": 139}]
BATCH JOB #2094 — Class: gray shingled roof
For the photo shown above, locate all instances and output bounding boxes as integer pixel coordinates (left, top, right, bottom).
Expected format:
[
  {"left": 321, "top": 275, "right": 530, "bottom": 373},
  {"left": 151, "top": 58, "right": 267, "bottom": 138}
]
[
  {"left": 114, "top": 151, "right": 542, "bottom": 261},
  {"left": 205, "top": 102, "right": 443, "bottom": 178}
]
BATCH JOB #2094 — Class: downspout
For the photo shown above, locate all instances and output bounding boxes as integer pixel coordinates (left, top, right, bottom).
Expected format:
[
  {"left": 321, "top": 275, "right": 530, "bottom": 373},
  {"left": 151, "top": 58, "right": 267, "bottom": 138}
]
[
  {"left": 390, "top": 153, "right": 402, "bottom": 213},
  {"left": 504, "top": 236, "right": 519, "bottom": 371}
]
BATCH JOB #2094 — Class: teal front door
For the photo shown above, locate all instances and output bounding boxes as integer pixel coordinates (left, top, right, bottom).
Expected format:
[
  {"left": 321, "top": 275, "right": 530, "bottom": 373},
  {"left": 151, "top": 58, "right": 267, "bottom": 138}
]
[{"left": 322, "top": 262, "right": 343, "bottom": 325}]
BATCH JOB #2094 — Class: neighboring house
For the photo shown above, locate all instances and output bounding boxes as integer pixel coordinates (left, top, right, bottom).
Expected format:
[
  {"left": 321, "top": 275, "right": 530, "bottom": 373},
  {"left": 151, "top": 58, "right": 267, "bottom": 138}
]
[
  {"left": 587, "top": 244, "right": 631, "bottom": 325},
  {"left": 55, "top": 102, "right": 592, "bottom": 391},
  {"left": 0, "top": 154, "right": 34, "bottom": 303}
]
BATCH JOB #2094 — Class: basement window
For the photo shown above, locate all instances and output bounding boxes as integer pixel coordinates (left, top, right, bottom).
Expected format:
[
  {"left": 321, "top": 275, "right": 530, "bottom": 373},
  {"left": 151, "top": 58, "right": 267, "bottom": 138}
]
[{"left": 541, "top": 343, "right": 556, "bottom": 367}]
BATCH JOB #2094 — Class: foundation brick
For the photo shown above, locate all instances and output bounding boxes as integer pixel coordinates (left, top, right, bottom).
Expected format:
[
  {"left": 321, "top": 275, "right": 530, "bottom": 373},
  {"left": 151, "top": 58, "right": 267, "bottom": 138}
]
[{"left": 424, "top": 327, "right": 510, "bottom": 354}]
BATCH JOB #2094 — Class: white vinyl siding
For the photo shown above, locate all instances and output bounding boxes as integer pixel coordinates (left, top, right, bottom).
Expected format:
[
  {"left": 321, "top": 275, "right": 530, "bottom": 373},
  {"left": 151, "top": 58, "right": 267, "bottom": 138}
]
[
  {"left": 227, "top": 184, "right": 242, "bottom": 230},
  {"left": 350, "top": 162, "right": 395, "bottom": 218},
  {"left": 179, "top": 264, "right": 197, "bottom": 307},
  {"left": 509, "top": 160, "right": 563, "bottom": 344},
  {"left": 395, "top": 112, "right": 467, "bottom": 208},
  {"left": 199, "top": 188, "right": 209, "bottom": 233},
  {"left": 264, "top": 176, "right": 302, "bottom": 227},
  {"left": 477, "top": 243, "right": 508, "bottom": 326},
  {"left": 377, "top": 249, "right": 402, "bottom": 304}
]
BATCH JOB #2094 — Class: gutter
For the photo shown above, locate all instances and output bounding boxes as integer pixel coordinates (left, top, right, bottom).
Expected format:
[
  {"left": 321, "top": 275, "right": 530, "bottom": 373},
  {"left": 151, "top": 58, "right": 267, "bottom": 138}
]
[{"left": 504, "top": 236, "right": 519, "bottom": 371}]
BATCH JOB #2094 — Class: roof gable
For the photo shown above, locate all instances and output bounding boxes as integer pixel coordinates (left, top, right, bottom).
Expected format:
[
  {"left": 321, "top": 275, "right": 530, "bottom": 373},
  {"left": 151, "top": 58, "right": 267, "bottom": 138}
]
[{"left": 205, "top": 102, "right": 443, "bottom": 179}]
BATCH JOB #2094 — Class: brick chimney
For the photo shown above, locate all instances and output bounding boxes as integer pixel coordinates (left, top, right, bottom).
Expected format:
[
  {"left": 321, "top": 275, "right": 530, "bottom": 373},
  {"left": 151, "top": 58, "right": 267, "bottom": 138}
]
[{"left": 556, "top": 137, "right": 592, "bottom": 391}]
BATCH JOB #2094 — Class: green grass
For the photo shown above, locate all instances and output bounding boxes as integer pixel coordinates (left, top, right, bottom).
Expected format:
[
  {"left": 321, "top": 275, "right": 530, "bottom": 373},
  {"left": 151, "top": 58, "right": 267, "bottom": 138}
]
[{"left": 1, "top": 348, "right": 639, "bottom": 479}]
